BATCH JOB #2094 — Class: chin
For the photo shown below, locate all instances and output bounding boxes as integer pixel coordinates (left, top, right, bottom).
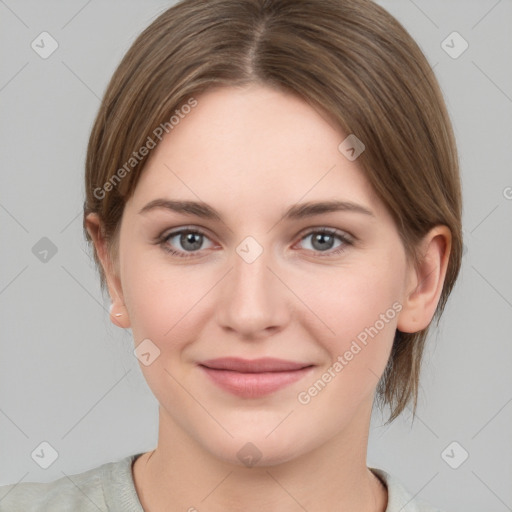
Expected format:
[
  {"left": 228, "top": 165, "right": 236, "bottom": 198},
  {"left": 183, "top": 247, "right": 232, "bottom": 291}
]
[{"left": 199, "top": 427, "right": 313, "bottom": 469}]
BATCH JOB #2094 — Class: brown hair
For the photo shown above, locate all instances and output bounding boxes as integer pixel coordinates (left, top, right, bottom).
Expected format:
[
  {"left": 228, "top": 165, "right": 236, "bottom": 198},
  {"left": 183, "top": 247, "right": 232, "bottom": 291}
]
[{"left": 83, "top": 0, "right": 463, "bottom": 422}]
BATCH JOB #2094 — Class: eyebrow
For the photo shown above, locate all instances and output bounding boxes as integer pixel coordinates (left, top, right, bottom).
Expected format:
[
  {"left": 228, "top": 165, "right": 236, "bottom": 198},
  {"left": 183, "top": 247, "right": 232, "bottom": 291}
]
[{"left": 138, "top": 198, "right": 375, "bottom": 220}]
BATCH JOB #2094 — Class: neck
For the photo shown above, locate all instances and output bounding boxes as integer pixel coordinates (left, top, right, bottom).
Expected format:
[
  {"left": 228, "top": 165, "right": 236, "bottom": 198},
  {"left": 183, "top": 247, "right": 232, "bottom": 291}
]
[{"left": 133, "top": 401, "right": 387, "bottom": 512}]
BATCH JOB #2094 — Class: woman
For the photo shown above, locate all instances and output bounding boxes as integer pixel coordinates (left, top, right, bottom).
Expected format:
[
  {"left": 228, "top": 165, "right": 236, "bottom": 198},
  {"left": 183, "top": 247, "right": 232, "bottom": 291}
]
[{"left": 0, "top": 0, "right": 461, "bottom": 510}]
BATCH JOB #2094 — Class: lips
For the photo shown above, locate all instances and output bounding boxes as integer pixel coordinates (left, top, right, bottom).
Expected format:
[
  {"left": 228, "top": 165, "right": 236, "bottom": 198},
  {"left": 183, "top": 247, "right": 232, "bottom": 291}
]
[
  {"left": 200, "top": 357, "right": 311, "bottom": 372},
  {"left": 198, "top": 357, "right": 314, "bottom": 398}
]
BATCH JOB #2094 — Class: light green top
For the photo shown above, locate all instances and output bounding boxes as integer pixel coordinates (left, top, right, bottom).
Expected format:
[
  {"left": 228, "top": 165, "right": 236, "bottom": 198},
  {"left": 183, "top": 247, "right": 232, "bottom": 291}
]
[{"left": 0, "top": 453, "right": 445, "bottom": 511}]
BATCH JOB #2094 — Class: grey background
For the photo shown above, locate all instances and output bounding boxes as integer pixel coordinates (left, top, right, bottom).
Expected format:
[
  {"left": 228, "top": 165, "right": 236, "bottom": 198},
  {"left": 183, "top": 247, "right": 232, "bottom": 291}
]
[{"left": 1, "top": 1, "right": 511, "bottom": 510}]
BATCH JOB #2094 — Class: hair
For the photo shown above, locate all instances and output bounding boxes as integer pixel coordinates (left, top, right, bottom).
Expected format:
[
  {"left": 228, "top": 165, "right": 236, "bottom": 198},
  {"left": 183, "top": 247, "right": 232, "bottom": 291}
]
[{"left": 83, "top": 0, "right": 463, "bottom": 423}]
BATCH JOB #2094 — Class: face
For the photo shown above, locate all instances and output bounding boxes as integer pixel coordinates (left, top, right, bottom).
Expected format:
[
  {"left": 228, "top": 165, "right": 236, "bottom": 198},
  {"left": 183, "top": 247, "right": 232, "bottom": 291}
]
[{"left": 106, "top": 84, "right": 414, "bottom": 466}]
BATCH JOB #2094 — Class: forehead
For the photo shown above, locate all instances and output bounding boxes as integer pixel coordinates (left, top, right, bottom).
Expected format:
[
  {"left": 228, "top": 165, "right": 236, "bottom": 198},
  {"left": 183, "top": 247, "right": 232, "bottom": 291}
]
[{"left": 127, "top": 84, "right": 383, "bottom": 219}]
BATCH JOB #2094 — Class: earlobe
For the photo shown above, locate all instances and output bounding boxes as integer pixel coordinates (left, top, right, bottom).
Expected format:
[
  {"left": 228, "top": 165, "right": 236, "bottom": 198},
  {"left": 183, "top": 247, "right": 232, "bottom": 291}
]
[
  {"left": 109, "top": 301, "right": 131, "bottom": 329},
  {"left": 85, "top": 213, "right": 131, "bottom": 329},
  {"left": 397, "top": 226, "right": 452, "bottom": 334}
]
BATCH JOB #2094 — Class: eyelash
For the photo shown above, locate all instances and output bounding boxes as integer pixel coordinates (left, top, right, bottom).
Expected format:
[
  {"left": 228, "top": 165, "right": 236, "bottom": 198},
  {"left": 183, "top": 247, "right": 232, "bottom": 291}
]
[{"left": 156, "top": 227, "right": 353, "bottom": 259}]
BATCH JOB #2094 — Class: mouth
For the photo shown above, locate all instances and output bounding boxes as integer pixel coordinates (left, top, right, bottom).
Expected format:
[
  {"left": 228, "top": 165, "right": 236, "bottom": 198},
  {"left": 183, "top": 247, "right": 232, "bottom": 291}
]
[{"left": 198, "top": 357, "right": 314, "bottom": 398}]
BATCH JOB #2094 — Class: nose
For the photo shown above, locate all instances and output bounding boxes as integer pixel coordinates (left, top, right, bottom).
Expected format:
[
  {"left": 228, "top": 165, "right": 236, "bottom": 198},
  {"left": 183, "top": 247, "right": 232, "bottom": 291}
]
[{"left": 215, "top": 241, "right": 291, "bottom": 340}]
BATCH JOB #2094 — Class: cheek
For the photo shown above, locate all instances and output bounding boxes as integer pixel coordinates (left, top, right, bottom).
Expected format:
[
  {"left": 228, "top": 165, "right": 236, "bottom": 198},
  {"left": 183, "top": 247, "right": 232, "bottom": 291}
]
[
  {"left": 120, "top": 251, "right": 210, "bottom": 401},
  {"left": 121, "top": 247, "right": 215, "bottom": 351},
  {"left": 299, "top": 257, "right": 402, "bottom": 390}
]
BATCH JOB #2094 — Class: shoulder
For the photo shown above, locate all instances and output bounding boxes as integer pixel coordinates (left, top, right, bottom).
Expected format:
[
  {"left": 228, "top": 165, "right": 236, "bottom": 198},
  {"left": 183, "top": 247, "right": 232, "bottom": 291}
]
[
  {"left": 370, "top": 467, "right": 447, "bottom": 512},
  {"left": 0, "top": 453, "right": 144, "bottom": 512}
]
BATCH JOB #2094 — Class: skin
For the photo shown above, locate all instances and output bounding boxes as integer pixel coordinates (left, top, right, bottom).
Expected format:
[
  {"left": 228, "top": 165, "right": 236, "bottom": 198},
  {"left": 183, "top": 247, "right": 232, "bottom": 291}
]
[{"left": 86, "top": 84, "right": 451, "bottom": 512}]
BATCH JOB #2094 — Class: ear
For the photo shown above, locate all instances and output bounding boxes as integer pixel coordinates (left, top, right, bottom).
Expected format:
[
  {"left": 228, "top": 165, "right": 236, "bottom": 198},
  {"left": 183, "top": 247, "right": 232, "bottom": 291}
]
[
  {"left": 85, "top": 213, "right": 131, "bottom": 329},
  {"left": 397, "top": 225, "right": 452, "bottom": 334}
]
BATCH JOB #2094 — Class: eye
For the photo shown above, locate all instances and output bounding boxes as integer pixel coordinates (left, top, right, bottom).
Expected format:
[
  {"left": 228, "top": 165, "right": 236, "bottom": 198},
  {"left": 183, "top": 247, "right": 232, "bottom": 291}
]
[
  {"left": 296, "top": 228, "right": 352, "bottom": 256},
  {"left": 158, "top": 228, "right": 214, "bottom": 258},
  {"left": 156, "top": 226, "right": 353, "bottom": 259}
]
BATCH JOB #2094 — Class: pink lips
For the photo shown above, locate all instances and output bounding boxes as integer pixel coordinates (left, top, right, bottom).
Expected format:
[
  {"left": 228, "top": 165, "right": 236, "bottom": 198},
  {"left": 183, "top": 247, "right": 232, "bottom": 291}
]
[{"left": 199, "top": 357, "right": 314, "bottom": 398}]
